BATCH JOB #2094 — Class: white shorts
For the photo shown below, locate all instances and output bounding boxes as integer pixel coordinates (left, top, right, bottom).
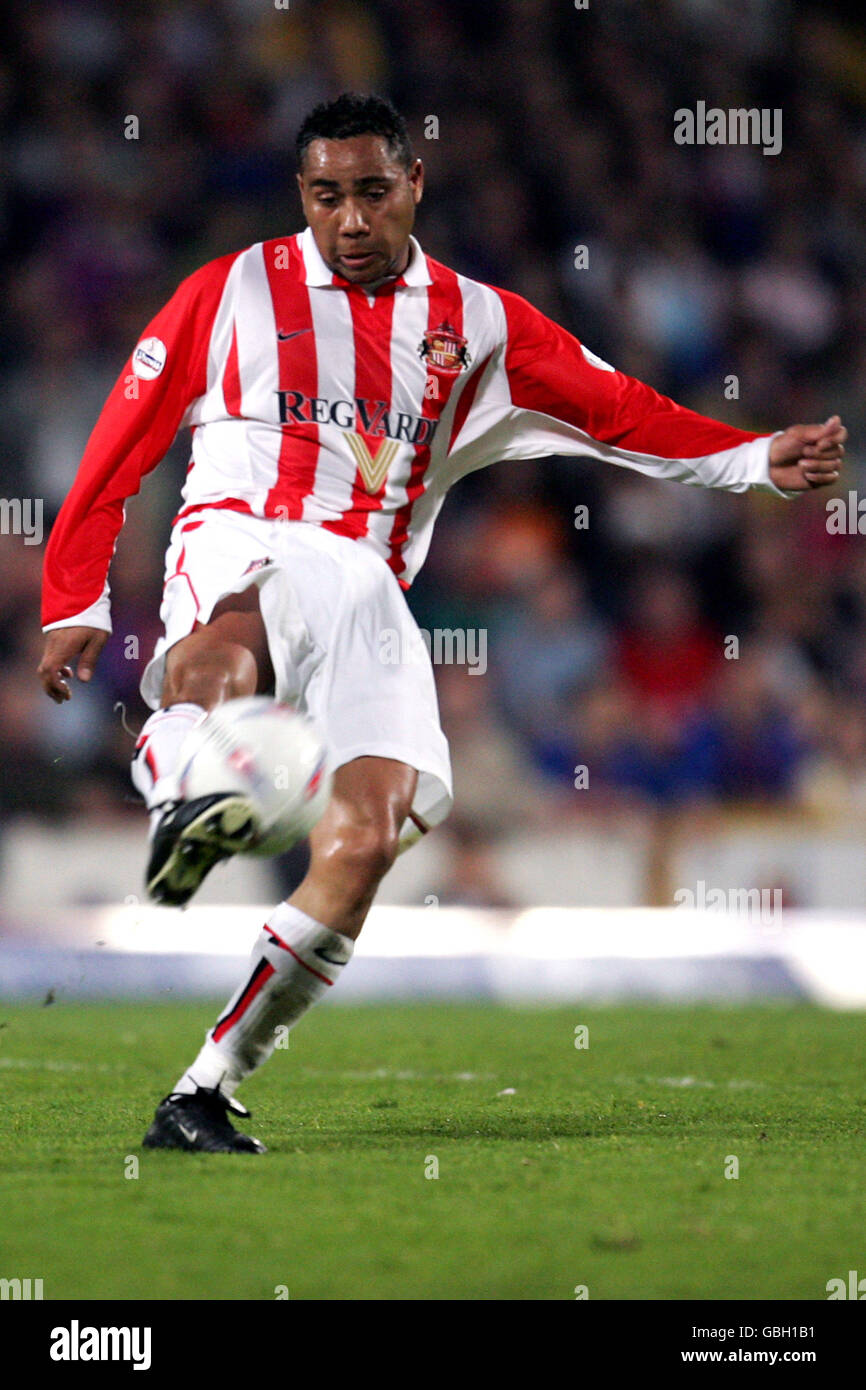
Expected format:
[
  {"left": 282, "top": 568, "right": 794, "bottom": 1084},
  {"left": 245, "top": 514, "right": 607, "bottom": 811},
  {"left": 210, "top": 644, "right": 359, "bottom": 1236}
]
[{"left": 141, "top": 511, "right": 453, "bottom": 848}]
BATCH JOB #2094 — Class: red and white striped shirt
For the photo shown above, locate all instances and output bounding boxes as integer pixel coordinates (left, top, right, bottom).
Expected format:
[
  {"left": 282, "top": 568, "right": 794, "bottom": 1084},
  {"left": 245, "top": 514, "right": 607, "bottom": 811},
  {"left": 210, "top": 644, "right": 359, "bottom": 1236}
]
[{"left": 42, "top": 227, "right": 780, "bottom": 631}]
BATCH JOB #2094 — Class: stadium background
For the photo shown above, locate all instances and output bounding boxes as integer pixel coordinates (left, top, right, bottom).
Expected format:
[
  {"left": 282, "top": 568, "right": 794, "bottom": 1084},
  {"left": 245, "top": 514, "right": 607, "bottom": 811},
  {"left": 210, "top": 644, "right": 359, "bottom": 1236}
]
[
  {"left": 5, "top": 1, "right": 866, "bottom": 1312},
  {"left": 1, "top": 0, "right": 866, "bottom": 932}
]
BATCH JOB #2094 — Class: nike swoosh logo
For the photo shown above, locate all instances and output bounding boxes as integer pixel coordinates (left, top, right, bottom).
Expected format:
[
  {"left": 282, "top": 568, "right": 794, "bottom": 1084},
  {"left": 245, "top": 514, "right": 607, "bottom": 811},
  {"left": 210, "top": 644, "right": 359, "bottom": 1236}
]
[
  {"left": 277, "top": 328, "right": 312, "bottom": 342},
  {"left": 178, "top": 1123, "right": 199, "bottom": 1144},
  {"left": 314, "top": 947, "right": 348, "bottom": 967}
]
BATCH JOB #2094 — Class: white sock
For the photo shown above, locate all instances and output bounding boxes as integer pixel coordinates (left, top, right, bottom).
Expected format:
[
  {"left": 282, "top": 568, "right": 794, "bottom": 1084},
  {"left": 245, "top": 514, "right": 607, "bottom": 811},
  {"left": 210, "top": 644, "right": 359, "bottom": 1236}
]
[
  {"left": 131, "top": 703, "right": 205, "bottom": 824},
  {"left": 172, "top": 904, "right": 354, "bottom": 1097}
]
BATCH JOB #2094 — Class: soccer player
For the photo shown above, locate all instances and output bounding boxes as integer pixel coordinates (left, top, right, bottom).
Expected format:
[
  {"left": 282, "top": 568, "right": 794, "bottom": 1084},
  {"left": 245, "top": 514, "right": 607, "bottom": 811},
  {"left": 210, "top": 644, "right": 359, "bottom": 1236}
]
[{"left": 38, "top": 94, "right": 846, "bottom": 1154}]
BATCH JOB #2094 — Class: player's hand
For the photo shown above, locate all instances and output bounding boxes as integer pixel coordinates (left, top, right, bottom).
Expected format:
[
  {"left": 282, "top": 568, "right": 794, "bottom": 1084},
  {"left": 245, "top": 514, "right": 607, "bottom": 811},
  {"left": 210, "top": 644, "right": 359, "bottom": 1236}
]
[
  {"left": 38, "top": 626, "right": 109, "bottom": 704},
  {"left": 768, "top": 415, "right": 847, "bottom": 492}
]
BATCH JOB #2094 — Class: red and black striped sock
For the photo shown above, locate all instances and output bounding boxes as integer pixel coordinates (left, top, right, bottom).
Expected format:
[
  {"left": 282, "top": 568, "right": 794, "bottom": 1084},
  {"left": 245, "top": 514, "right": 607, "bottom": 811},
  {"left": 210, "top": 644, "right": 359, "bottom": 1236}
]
[
  {"left": 172, "top": 904, "right": 354, "bottom": 1097},
  {"left": 131, "top": 702, "right": 205, "bottom": 815}
]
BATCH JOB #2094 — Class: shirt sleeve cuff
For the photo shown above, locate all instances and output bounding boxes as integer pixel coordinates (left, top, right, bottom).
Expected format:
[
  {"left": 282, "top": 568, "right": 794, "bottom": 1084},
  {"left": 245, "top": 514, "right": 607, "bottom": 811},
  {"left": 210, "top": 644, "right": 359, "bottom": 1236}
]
[
  {"left": 746, "top": 432, "right": 799, "bottom": 498},
  {"left": 42, "top": 586, "right": 112, "bottom": 634}
]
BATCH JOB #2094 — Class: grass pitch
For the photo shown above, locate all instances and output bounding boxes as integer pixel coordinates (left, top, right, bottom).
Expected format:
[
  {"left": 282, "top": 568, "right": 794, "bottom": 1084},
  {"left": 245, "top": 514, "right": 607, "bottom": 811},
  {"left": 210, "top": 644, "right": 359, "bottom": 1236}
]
[{"left": 0, "top": 999, "right": 863, "bottom": 1300}]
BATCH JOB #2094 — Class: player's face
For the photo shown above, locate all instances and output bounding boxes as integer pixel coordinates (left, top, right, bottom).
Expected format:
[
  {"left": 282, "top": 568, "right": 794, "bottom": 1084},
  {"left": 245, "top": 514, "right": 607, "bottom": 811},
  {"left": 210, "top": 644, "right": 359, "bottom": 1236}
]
[{"left": 297, "top": 135, "right": 423, "bottom": 285}]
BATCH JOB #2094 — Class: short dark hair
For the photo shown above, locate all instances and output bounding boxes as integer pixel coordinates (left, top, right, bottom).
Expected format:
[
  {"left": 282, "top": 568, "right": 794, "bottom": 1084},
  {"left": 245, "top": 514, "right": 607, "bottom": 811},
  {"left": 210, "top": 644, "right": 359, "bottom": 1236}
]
[{"left": 296, "top": 92, "right": 413, "bottom": 172}]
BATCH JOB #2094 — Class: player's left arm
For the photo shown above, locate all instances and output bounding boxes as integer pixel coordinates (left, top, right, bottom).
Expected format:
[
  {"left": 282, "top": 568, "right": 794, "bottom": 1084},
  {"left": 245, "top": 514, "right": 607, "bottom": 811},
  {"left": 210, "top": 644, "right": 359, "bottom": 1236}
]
[{"left": 496, "top": 289, "right": 846, "bottom": 493}]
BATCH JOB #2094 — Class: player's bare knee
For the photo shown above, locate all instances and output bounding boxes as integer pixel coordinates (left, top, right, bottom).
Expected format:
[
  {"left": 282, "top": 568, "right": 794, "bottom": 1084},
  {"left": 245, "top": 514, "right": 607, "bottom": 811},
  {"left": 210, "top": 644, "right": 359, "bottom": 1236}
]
[
  {"left": 343, "top": 830, "right": 398, "bottom": 888},
  {"left": 162, "top": 634, "right": 257, "bottom": 709},
  {"left": 322, "top": 818, "right": 401, "bottom": 894}
]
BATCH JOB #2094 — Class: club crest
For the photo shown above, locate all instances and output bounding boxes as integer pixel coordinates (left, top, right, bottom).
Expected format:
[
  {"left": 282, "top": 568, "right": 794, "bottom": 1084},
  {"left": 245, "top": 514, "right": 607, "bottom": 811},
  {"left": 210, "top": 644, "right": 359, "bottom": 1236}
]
[{"left": 418, "top": 322, "right": 471, "bottom": 374}]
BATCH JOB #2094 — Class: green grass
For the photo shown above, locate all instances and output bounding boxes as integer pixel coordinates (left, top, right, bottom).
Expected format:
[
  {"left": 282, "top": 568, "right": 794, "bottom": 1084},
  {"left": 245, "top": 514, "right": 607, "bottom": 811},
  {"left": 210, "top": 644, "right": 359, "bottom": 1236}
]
[{"left": 0, "top": 1000, "right": 864, "bottom": 1300}]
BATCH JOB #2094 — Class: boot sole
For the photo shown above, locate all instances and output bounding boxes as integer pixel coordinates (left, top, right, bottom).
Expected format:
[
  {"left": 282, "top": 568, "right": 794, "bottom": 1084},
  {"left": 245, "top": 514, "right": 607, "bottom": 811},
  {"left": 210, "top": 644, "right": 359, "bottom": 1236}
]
[{"left": 147, "top": 795, "right": 258, "bottom": 906}]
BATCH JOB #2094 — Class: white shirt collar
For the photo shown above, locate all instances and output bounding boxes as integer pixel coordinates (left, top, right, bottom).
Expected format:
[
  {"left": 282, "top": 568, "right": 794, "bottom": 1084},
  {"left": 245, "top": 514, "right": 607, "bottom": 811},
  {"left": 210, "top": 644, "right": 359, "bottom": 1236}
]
[{"left": 299, "top": 226, "right": 431, "bottom": 288}]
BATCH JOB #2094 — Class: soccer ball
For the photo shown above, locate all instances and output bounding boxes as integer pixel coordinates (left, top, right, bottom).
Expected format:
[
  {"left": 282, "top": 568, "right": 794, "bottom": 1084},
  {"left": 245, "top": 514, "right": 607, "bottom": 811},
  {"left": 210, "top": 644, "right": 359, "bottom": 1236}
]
[{"left": 176, "top": 696, "right": 332, "bottom": 856}]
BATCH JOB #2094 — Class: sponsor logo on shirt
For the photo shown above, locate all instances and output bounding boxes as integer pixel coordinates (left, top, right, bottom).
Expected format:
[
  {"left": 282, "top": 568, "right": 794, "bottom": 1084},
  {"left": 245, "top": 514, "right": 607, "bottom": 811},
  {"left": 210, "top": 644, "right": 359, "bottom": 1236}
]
[
  {"left": 132, "top": 336, "right": 167, "bottom": 380},
  {"left": 418, "top": 321, "right": 471, "bottom": 374},
  {"left": 275, "top": 391, "right": 440, "bottom": 448}
]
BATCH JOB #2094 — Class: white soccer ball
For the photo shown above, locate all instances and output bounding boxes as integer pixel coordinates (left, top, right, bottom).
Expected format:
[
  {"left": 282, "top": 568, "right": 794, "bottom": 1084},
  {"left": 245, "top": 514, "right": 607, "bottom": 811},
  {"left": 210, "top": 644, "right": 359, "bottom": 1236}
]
[{"left": 177, "top": 696, "right": 332, "bottom": 856}]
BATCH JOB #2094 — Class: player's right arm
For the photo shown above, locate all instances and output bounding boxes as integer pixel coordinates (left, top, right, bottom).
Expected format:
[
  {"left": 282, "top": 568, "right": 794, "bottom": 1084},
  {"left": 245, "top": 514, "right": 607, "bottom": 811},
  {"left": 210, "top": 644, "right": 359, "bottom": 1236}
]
[{"left": 38, "top": 251, "right": 241, "bottom": 702}]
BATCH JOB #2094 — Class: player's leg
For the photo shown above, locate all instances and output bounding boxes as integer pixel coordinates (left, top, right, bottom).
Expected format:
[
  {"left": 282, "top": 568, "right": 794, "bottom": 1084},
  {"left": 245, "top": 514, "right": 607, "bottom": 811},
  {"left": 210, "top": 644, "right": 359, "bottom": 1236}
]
[
  {"left": 143, "top": 755, "right": 416, "bottom": 1154},
  {"left": 133, "top": 589, "right": 276, "bottom": 905},
  {"left": 161, "top": 586, "right": 275, "bottom": 708},
  {"left": 141, "top": 525, "right": 451, "bottom": 1152},
  {"left": 289, "top": 754, "right": 417, "bottom": 938}
]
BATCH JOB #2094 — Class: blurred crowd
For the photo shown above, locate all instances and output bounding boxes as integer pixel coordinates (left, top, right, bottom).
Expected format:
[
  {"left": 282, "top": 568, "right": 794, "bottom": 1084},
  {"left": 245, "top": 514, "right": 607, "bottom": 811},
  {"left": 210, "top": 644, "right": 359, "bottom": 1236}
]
[{"left": 2, "top": 0, "right": 866, "bottom": 896}]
